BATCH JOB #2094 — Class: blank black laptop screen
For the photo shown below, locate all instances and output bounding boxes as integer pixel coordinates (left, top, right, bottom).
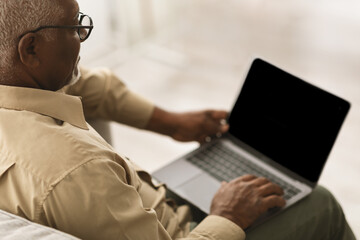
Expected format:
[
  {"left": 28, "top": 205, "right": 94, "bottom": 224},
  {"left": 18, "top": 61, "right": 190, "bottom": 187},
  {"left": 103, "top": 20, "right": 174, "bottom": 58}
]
[{"left": 228, "top": 59, "right": 350, "bottom": 183}]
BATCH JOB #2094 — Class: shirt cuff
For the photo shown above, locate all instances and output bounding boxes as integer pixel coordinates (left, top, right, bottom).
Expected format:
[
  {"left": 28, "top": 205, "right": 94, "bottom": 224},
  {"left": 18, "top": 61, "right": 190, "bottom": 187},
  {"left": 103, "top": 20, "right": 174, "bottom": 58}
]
[{"left": 189, "top": 215, "right": 246, "bottom": 240}]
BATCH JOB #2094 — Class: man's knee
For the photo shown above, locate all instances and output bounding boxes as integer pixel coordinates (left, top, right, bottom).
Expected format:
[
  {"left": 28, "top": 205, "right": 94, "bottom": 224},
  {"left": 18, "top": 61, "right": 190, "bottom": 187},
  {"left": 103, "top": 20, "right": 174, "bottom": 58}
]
[
  {"left": 310, "top": 186, "right": 345, "bottom": 223},
  {"left": 309, "top": 185, "right": 340, "bottom": 212},
  {"left": 246, "top": 185, "right": 355, "bottom": 240},
  {"left": 311, "top": 186, "right": 355, "bottom": 239}
]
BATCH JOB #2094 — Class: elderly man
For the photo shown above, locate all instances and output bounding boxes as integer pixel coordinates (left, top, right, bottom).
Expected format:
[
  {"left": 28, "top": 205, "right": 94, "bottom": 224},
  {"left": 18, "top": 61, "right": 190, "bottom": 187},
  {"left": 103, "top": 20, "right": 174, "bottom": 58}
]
[{"left": 0, "top": 0, "right": 356, "bottom": 239}]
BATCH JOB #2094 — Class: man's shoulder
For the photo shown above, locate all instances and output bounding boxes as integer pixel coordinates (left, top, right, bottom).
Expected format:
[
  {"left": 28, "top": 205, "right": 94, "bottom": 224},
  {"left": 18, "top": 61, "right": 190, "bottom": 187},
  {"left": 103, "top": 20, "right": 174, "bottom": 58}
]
[
  {"left": 0, "top": 108, "right": 116, "bottom": 183},
  {"left": 1, "top": 109, "right": 129, "bottom": 222}
]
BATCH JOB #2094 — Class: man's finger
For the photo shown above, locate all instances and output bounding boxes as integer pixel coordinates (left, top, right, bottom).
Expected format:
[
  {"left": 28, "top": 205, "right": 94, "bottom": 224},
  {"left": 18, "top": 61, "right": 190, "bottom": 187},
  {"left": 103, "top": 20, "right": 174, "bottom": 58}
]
[
  {"left": 210, "top": 110, "right": 229, "bottom": 120},
  {"left": 250, "top": 177, "right": 270, "bottom": 187},
  {"left": 217, "top": 124, "right": 229, "bottom": 134},
  {"left": 232, "top": 174, "right": 257, "bottom": 183},
  {"left": 258, "top": 182, "right": 284, "bottom": 197},
  {"left": 199, "top": 134, "right": 216, "bottom": 144},
  {"left": 261, "top": 195, "right": 286, "bottom": 210}
]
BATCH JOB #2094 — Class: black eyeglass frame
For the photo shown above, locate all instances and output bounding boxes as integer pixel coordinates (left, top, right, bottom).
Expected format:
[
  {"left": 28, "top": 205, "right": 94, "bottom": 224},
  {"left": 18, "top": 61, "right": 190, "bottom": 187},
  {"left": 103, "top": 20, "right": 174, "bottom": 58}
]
[{"left": 18, "top": 12, "right": 93, "bottom": 42}]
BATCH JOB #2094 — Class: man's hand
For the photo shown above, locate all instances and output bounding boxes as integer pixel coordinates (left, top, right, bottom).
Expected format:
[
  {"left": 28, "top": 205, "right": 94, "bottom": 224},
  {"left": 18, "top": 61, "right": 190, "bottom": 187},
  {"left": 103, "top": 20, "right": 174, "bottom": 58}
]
[
  {"left": 170, "top": 110, "right": 229, "bottom": 143},
  {"left": 210, "top": 175, "right": 286, "bottom": 229},
  {"left": 145, "top": 107, "right": 229, "bottom": 143}
]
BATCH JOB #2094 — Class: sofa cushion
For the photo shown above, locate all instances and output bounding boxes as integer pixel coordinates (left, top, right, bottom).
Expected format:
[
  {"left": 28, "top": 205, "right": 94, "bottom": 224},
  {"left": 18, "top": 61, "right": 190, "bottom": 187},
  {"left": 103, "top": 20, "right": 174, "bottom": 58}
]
[{"left": 0, "top": 209, "right": 79, "bottom": 240}]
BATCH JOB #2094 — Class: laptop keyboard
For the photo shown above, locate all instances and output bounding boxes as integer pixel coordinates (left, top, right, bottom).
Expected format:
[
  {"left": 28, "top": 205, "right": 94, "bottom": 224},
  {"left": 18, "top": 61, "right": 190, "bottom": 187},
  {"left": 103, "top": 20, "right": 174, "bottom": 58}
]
[{"left": 186, "top": 141, "right": 301, "bottom": 200}]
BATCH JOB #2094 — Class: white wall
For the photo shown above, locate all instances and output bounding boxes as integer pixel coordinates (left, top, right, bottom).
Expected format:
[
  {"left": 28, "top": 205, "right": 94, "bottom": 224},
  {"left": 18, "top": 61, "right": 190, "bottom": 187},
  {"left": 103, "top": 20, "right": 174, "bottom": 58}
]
[{"left": 77, "top": 0, "right": 189, "bottom": 63}]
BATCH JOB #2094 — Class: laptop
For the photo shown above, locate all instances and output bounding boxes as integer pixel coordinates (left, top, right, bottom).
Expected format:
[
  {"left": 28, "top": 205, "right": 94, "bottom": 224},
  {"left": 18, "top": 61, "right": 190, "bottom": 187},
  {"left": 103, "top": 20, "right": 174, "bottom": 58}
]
[{"left": 153, "top": 58, "right": 350, "bottom": 228}]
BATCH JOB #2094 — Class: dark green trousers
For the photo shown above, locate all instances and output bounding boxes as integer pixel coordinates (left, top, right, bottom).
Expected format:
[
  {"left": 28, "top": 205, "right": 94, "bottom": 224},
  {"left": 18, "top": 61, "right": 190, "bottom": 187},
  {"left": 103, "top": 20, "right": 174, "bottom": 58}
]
[{"left": 245, "top": 186, "right": 355, "bottom": 240}]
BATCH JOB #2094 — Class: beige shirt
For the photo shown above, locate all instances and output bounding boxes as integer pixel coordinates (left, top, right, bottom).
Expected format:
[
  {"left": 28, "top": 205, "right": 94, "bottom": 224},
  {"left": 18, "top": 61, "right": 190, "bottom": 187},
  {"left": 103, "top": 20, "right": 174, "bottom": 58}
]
[{"left": 0, "top": 68, "right": 245, "bottom": 240}]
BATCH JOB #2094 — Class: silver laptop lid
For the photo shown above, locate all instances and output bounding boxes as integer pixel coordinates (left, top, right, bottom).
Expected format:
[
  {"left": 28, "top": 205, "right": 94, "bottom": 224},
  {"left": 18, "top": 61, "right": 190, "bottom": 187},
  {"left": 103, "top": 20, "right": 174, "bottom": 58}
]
[{"left": 228, "top": 58, "right": 350, "bottom": 186}]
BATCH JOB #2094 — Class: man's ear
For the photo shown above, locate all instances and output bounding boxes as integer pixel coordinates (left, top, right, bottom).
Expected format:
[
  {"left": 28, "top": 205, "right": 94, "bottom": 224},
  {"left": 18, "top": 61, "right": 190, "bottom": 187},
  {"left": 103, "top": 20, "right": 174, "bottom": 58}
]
[{"left": 18, "top": 33, "right": 41, "bottom": 68}]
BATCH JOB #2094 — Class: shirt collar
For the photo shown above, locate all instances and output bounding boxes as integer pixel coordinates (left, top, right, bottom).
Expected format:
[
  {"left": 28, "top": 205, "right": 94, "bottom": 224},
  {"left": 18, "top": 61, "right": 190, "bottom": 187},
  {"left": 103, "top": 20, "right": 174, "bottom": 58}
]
[{"left": 0, "top": 85, "right": 88, "bottom": 130}]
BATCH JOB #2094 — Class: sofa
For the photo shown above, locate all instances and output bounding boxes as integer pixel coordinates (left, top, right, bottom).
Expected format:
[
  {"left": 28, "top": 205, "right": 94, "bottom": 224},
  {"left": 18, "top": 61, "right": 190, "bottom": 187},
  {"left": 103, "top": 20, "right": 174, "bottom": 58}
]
[{"left": 0, "top": 209, "right": 79, "bottom": 240}]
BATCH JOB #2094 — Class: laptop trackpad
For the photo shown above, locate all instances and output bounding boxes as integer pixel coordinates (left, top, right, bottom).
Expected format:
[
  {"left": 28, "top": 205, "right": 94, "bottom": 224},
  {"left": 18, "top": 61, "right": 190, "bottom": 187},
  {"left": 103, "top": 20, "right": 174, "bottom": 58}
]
[{"left": 175, "top": 173, "right": 221, "bottom": 214}]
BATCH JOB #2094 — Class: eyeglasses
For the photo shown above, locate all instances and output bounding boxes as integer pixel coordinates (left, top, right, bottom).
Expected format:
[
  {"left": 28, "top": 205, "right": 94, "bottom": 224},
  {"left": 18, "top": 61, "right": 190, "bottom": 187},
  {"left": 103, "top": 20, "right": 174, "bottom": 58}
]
[{"left": 19, "top": 12, "right": 93, "bottom": 42}]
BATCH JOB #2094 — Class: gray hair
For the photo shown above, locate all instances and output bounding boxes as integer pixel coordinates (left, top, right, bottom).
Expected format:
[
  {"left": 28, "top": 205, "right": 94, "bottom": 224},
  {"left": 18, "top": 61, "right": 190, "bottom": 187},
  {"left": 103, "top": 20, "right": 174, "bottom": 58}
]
[{"left": 0, "top": 0, "right": 64, "bottom": 81}]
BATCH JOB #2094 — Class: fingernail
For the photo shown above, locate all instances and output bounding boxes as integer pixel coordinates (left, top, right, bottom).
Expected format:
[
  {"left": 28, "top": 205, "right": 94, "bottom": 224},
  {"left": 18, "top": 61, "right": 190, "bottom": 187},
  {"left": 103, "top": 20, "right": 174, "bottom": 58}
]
[{"left": 220, "top": 119, "right": 227, "bottom": 125}]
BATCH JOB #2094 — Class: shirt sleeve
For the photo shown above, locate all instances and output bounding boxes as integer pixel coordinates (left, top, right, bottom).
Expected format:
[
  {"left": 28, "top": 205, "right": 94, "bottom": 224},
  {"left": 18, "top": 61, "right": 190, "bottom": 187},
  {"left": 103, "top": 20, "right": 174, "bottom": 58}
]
[
  {"left": 184, "top": 216, "right": 246, "bottom": 240},
  {"left": 63, "top": 67, "right": 155, "bottom": 129},
  {"left": 41, "top": 159, "right": 245, "bottom": 240},
  {"left": 42, "top": 159, "right": 172, "bottom": 240}
]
